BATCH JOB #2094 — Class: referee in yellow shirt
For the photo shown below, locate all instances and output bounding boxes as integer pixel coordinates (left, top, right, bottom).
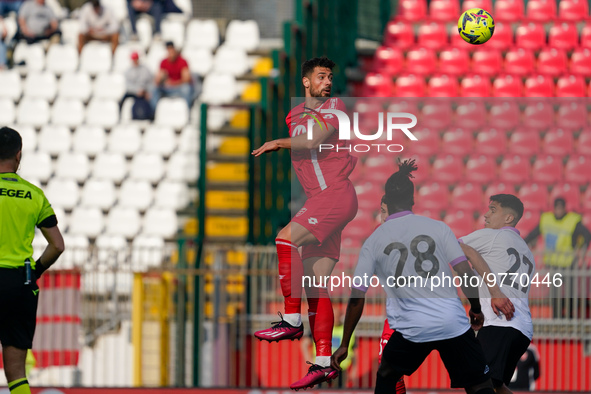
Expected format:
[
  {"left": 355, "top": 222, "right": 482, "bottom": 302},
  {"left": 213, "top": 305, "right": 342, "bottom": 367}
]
[{"left": 0, "top": 127, "right": 64, "bottom": 394}]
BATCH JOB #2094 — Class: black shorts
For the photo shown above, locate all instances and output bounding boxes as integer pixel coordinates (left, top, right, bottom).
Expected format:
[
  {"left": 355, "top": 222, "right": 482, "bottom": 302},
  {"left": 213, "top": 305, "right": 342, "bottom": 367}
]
[
  {"left": 477, "top": 326, "right": 531, "bottom": 387},
  {"left": 0, "top": 267, "right": 39, "bottom": 349},
  {"left": 381, "top": 329, "right": 490, "bottom": 388}
]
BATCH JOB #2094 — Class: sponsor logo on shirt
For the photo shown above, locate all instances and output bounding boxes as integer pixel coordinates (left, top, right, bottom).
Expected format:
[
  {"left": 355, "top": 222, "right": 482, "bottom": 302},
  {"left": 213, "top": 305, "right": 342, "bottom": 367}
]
[
  {"left": 308, "top": 217, "right": 318, "bottom": 225},
  {"left": 296, "top": 207, "right": 307, "bottom": 217},
  {"left": 0, "top": 188, "right": 32, "bottom": 199}
]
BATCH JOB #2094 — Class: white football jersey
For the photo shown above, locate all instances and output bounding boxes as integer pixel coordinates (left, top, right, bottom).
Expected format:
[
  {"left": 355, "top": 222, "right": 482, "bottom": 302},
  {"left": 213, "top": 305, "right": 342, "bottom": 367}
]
[
  {"left": 460, "top": 227, "right": 534, "bottom": 340},
  {"left": 354, "top": 211, "right": 471, "bottom": 343}
]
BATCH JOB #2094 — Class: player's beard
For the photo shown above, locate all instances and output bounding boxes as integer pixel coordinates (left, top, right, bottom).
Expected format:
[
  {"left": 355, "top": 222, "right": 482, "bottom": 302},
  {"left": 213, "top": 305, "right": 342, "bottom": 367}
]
[{"left": 310, "top": 85, "right": 331, "bottom": 98}]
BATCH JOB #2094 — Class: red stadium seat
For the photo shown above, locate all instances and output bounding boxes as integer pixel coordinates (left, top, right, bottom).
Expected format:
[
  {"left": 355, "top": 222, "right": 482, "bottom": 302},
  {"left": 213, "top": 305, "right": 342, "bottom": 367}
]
[
  {"left": 526, "top": 0, "right": 557, "bottom": 22},
  {"left": 564, "top": 155, "right": 591, "bottom": 185},
  {"left": 420, "top": 101, "right": 453, "bottom": 130},
  {"left": 405, "top": 47, "right": 436, "bottom": 75},
  {"left": 516, "top": 209, "right": 542, "bottom": 237},
  {"left": 442, "top": 128, "right": 474, "bottom": 155},
  {"left": 354, "top": 99, "right": 387, "bottom": 138},
  {"left": 549, "top": 183, "right": 582, "bottom": 211},
  {"left": 484, "top": 183, "right": 517, "bottom": 205},
  {"left": 556, "top": 100, "right": 587, "bottom": 130},
  {"left": 504, "top": 47, "right": 535, "bottom": 76},
  {"left": 555, "top": 74, "right": 586, "bottom": 97},
  {"left": 489, "top": 101, "right": 520, "bottom": 130},
  {"left": 398, "top": 0, "right": 428, "bottom": 21},
  {"left": 515, "top": 22, "right": 547, "bottom": 50},
  {"left": 464, "top": 155, "right": 497, "bottom": 184},
  {"left": 462, "top": 0, "right": 493, "bottom": 12},
  {"left": 431, "top": 154, "right": 464, "bottom": 183},
  {"left": 401, "top": 153, "right": 431, "bottom": 184},
  {"left": 373, "top": 46, "right": 404, "bottom": 76},
  {"left": 522, "top": 101, "right": 555, "bottom": 130},
  {"left": 471, "top": 48, "right": 502, "bottom": 76},
  {"left": 416, "top": 182, "right": 450, "bottom": 211},
  {"left": 475, "top": 128, "right": 508, "bottom": 157},
  {"left": 583, "top": 187, "right": 591, "bottom": 211},
  {"left": 524, "top": 74, "right": 555, "bottom": 97},
  {"left": 384, "top": 21, "right": 414, "bottom": 49},
  {"left": 438, "top": 47, "right": 470, "bottom": 76},
  {"left": 492, "top": 74, "right": 523, "bottom": 97},
  {"left": 455, "top": 101, "right": 487, "bottom": 130},
  {"left": 395, "top": 74, "right": 426, "bottom": 97},
  {"left": 548, "top": 22, "right": 578, "bottom": 50},
  {"left": 495, "top": 0, "right": 525, "bottom": 21},
  {"left": 363, "top": 156, "right": 400, "bottom": 184},
  {"left": 542, "top": 128, "right": 575, "bottom": 155},
  {"left": 518, "top": 183, "right": 550, "bottom": 211},
  {"left": 428, "top": 74, "right": 459, "bottom": 97},
  {"left": 581, "top": 25, "right": 591, "bottom": 48},
  {"left": 576, "top": 130, "right": 591, "bottom": 155},
  {"left": 499, "top": 154, "right": 532, "bottom": 184},
  {"left": 460, "top": 74, "right": 492, "bottom": 97},
  {"left": 486, "top": 21, "right": 513, "bottom": 50},
  {"left": 429, "top": 0, "right": 460, "bottom": 21},
  {"left": 559, "top": 0, "right": 589, "bottom": 20},
  {"left": 509, "top": 128, "right": 542, "bottom": 156},
  {"left": 450, "top": 182, "right": 485, "bottom": 211},
  {"left": 408, "top": 128, "right": 441, "bottom": 156},
  {"left": 362, "top": 72, "right": 394, "bottom": 97},
  {"left": 450, "top": 29, "right": 477, "bottom": 50},
  {"left": 444, "top": 211, "right": 477, "bottom": 237},
  {"left": 569, "top": 47, "right": 591, "bottom": 76},
  {"left": 532, "top": 155, "right": 563, "bottom": 184},
  {"left": 537, "top": 47, "right": 568, "bottom": 76},
  {"left": 418, "top": 22, "right": 449, "bottom": 49}
]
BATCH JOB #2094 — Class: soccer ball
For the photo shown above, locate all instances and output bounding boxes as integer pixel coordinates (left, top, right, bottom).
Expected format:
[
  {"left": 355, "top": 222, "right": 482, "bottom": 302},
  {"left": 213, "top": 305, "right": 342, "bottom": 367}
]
[{"left": 457, "top": 8, "right": 495, "bottom": 45}]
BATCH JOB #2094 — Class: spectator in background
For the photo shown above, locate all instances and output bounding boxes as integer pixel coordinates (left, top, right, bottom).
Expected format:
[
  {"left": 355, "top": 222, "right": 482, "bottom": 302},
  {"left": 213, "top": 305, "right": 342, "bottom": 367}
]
[
  {"left": 0, "top": 17, "right": 7, "bottom": 69},
  {"left": 127, "top": 0, "right": 162, "bottom": 41},
  {"left": 509, "top": 343, "right": 540, "bottom": 391},
  {"left": 121, "top": 51, "right": 152, "bottom": 108},
  {"left": 0, "top": 0, "right": 22, "bottom": 17},
  {"left": 78, "top": 0, "right": 119, "bottom": 54},
  {"left": 16, "top": 0, "right": 60, "bottom": 44},
  {"left": 150, "top": 41, "right": 193, "bottom": 109}
]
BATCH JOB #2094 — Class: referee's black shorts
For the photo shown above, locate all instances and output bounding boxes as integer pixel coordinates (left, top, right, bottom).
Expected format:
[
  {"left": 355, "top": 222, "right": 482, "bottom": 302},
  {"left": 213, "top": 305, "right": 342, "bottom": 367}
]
[
  {"left": 477, "top": 325, "right": 531, "bottom": 387},
  {"left": 381, "top": 328, "right": 491, "bottom": 388},
  {"left": 0, "top": 267, "right": 40, "bottom": 349}
]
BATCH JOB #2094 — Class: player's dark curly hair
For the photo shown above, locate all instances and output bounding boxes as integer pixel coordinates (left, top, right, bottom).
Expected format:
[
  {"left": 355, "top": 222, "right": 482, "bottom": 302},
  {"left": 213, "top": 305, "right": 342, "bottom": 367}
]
[
  {"left": 0, "top": 127, "right": 22, "bottom": 160},
  {"left": 384, "top": 159, "right": 418, "bottom": 213},
  {"left": 301, "top": 56, "right": 335, "bottom": 79},
  {"left": 490, "top": 194, "right": 524, "bottom": 224}
]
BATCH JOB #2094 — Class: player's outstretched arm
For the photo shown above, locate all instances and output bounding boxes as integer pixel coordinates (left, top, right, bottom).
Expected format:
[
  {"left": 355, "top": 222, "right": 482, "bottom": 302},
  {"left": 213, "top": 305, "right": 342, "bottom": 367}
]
[
  {"left": 251, "top": 138, "right": 290, "bottom": 157},
  {"left": 331, "top": 289, "right": 365, "bottom": 370},
  {"left": 460, "top": 243, "right": 515, "bottom": 319},
  {"left": 290, "top": 122, "right": 337, "bottom": 150}
]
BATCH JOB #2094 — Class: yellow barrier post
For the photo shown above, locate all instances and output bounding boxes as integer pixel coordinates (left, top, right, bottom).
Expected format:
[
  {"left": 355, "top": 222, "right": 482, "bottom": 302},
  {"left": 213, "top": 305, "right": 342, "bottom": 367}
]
[{"left": 132, "top": 273, "right": 144, "bottom": 386}]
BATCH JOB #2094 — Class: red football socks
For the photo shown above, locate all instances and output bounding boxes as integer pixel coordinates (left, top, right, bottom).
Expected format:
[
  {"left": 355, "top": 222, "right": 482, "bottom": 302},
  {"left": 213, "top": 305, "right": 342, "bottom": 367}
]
[{"left": 276, "top": 238, "right": 303, "bottom": 314}]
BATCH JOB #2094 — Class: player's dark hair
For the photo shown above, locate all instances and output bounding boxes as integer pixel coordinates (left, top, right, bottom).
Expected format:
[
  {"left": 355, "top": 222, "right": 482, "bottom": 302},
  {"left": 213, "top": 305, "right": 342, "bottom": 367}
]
[
  {"left": 554, "top": 197, "right": 566, "bottom": 208},
  {"left": 0, "top": 127, "right": 22, "bottom": 160},
  {"left": 301, "top": 56, "right": 335, "bottom": 79},
  {"left": 490, "top": 194, "right": 524, "bottom": 224},
  {"left": 384, "top": 159, "right": 417, "bottom": 213}
]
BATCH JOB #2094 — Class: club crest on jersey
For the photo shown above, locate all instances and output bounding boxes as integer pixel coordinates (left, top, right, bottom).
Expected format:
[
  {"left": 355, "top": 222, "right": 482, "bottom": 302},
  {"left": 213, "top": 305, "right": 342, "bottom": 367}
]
[
  {"left": 295, "top": 207, "right": 307, "bottom": 217},
  {"left": 308, "top": 217, "right": 318, "bottom": 225}
]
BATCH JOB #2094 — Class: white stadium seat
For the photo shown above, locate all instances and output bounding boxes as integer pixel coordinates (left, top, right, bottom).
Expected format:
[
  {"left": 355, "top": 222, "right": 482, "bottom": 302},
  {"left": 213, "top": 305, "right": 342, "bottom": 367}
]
[
  {"left": 137, "top": 17, "right": 153, "bottom": 50},
  {"left": 143, "top": 208, "right": 178, "bottom": 238},
  {"left": 58, "top": 235, "right": 89, "bottom": 269},
  {"left": 45, "top": 178, "right": 79, "bottom": 210},
  {"left": 181, "top": 48, "right": 212, "bottom": 76},
  {"left": 51, "top": 98, "right": 85, "bottom": 127},
  {"left": 38, "top": 125, "right": 72, "bottom": 155},
  {"left": 73, "top": 125, "right": 107, "bottom": 155},
  {"left": 0, "top": 71, "right": 22, "bottom": 100},
  {"left": 142, "top": 125, "right": 176, "bottom": 156},
  {"left": 154, "top": 97, "right": 189, "bottom": 128},
  {"left": 80, "top": 43, "right": 112, "bottom": 75},
  {"left": 154, "top": 180, "right": 190, "bottom": 210},
  {"left": 118, "top": 179, "right": 153, "bottom": 210},
  {"left": 55, "top": 152, "right": 90, "bottom": 182},
  {"left": 129, "top": 152, "right": 165, "bottom": 183},
  {"left": 225, "top": 20, "right": 260, "bottom": 51},
  {"left": 46, "top": 45, "right": 79, "bottom": 74},
  {"left": 113, "top": 44, "right": 145, "bottom": 72},
  {"left": 3, "top": 16, "right": 17, "bottom": 45},
  {"left": 161, "top": 19, "right": 185, "bottom": 48},
  {"left": 93, "top": 152, "right": 127, "bottom": 183},
  {"left": 13, "top": 43, "right": 45, "bottom": 72},
  {"left": 14, "top": 125, "right": 37, "bottom": 152},
  {"left": 69, "top": 207, "right": 104, "bottom": 237},
  {"left": 81, "top": 178, "right": 116, "bottom": 209},
  {"left": 18, "top": 152, "right": 52, "bottom": 182},
  {"left": 95, "top": 235, "right": 127, "bottom": 266},
  {"left": 178, "top": 125, "right": 199, "bottom": 153},
  {"left": 24, "top": 71, "right": 57, "bottom": 100},
  {"left": 106, "top": 206, "right": 141, "bottom": 237},
  {"left": 58, "top": 72, "right": 92, "bottom": 101},
  {"left": 86, "top": 99, "right": 119, "bottom": 127},
  {"left": 120, "top": 96, "right": 135, "bottom": 122},
  {"left": 132, "top": 235, "right": 165, "bottom": 270},
  {"left": 0, "top": 99, "right": 16, "bottom": 124},
  {"left": 185, "top": 19, "right": 219, "bottom": 50},
  {"left": 53, "top": 207, "right": 67, "bottom": 230},
  {"left": 93, "top": 73, "right": 126, "bottom": 100},
  {"left": 100, "top": 0, "right": 128, "bottom": 21},
  {"left": 213, "top": 46, "right": 249, "bottom": 76},
  {"left": 108, "top": 124, "right": 142, "bottom": 156},
  {"left": 166, "top": 152, "right": 198, "bottom": 182},
  {"left": 17, "top": 98, "right": 50, "bottom": 127},
  {"left": 59, "top": 18, "right": 80, "bottom": 46},
  {"left": 32, "top": 230, "right": 48, "bottom": 260},
  {"left": 201, "top": 73, "right": 237, "bottom": 104},
  {"left": 146, "top": 41, "right": 167, "bottom": 74}
]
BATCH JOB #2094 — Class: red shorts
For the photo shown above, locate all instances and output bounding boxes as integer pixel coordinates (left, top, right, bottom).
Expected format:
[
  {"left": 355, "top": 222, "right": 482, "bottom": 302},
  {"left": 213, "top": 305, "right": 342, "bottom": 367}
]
[
  {"left": 378, "top": 319, "right": 395, "bottom": 364},
  {"left": 291, "top": 180, "right": 358, "bottom": 261}
]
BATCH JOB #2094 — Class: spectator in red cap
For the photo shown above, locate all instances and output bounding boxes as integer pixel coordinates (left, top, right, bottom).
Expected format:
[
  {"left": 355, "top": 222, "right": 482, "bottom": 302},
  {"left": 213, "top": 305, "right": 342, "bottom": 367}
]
[
  {"left": 78, "top": 0, "right": 119, "bottom": 53},
  {"left": 150, "top": 40, "right": 193, "bottom": 109},
  {"left": 121, "top": 50, "right": 153, "bottom": 109}
]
